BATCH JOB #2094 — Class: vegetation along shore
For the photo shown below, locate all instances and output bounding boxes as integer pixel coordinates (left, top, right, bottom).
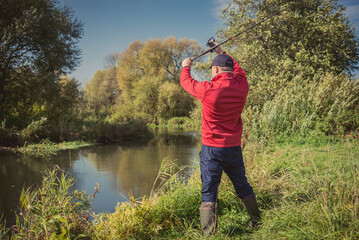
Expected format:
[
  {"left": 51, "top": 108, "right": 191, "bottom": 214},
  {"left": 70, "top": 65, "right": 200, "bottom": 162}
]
[
  {"left": 1, "top": 136, "right": 358, "bottom": 239},
  {"left": 0, "top": 0, "right": 358, "bottom": 238}
]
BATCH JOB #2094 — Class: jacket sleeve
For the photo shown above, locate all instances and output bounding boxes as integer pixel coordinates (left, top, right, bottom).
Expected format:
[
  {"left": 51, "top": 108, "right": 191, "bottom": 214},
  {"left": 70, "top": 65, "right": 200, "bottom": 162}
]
[
  {"left": 180, "top": 66, "right": 207, "bottom": 101},
  {"left": 225, "top": 53, "right": 246, "bottom": 79}
]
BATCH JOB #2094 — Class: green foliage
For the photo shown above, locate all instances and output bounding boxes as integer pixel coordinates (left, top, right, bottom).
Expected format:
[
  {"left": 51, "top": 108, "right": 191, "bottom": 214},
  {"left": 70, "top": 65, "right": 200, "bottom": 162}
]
[
  {"left": 84, "top": 67, "right": 120, "bottom": 113},
  {"left": 246, "top": 138, "right": 359, "bottom": 239},
  {"left": 80, "top": 119, "right": 152, "bottom": 144},
  {"left": 0, "top": 121, "right": 19, "bottom": 146},
  {"left": 189, "top": 100, "right": 203, "bottom": 130},
  {"left": 0, "top": 217, "right": 10, "bottom": 239},
  {"left": 0, "top": 0, "right": 83, "bottom": 129},
  {"left": 167, "top": 117, "right": 193, "bottom": 128},
  {"left": 10, "top": 168, "right": 94, "bottom": 239},
  {"left": 19, "top": 117, "right": 48, "bottom": 143},
  {"left": 245, "top": 73, "right": 359, "bottom": 138},
  {"left": 1, "top": 111, "right": 152, "bottom": 150},
  {"left": 45, "top": 75, "right": 81, "bottom": 125},
  {"left": 157, "top": 82, "right": 195, "bottom": 119},
  {"left": 217, "top": 0, "right": 358, "bottom": 108},
  {"left": 184, "top": 0, "right": 359, "bottom": 139}
]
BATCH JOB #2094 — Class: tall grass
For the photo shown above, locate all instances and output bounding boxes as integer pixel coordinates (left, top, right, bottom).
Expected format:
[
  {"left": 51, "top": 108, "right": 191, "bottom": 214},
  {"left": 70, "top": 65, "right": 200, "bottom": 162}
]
[
  {"left": 0, "top": 217, "right": 10, "bottom": 239},
  {"left": 245, "top": 73, "right": 359, "bottom": 139},
  {"left": 8, "top": 167, "right": 95, "bottom": 239},
  {"left": 246, "top": 138, "right": 359, "bottom": 239}
]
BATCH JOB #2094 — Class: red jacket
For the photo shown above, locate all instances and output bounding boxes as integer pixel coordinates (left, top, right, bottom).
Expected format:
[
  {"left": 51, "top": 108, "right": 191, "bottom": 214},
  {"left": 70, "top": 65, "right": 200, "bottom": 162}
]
[{"left": 180, "top": 53, "right": 248, "bottom": 147}]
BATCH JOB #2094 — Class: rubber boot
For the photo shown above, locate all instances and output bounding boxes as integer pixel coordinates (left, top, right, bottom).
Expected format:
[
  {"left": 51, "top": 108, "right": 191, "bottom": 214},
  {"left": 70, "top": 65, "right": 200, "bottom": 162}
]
[
  {"left": 200, "top": 202, "right": 218, "bottom": 235},
  {"left": 241, "top": 193, "right": 261, "bottom": 229}
]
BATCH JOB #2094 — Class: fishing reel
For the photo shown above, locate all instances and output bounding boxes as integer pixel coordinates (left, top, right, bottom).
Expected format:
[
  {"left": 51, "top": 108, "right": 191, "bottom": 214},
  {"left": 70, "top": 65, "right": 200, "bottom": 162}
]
[{"left": 206, "top": 37, "right": 216, "bottom": 52}]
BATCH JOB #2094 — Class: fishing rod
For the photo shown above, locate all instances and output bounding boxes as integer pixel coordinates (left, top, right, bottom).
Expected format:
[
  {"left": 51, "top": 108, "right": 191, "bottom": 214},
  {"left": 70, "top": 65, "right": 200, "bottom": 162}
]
[{"left": 192, "top": 4, "right": 293, "bottom": 61}]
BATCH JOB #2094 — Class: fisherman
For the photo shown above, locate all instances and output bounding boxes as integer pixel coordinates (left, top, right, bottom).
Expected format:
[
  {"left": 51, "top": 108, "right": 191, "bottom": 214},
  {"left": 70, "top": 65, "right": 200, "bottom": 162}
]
[{"left": 180, "top": 43, "right": 260, "bottom": 235}]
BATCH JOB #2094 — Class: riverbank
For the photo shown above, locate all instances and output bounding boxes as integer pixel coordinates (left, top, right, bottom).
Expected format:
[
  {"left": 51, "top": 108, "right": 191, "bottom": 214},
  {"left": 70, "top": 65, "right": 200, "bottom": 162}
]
[
  {"left": 2, "top": 136, "right": 358, "bottom": 239},
  {"left": 93, "top": 136, "right": 359, "bottom": 239},
  {"left": 0, "top": 119, "right": 153, "bottom": 157}
]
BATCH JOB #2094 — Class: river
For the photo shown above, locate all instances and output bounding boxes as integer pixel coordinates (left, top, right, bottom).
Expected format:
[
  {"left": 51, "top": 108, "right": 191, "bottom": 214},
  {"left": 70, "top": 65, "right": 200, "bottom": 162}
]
[{"left": 0, "top": 127, "right": 201, "bottom": 228}]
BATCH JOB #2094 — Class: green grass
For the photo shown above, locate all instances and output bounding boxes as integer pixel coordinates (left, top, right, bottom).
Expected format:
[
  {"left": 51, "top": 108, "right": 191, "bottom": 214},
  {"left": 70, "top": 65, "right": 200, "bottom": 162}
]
[
  {"left": 15, "top": 139, "right": 95, "bottom": 157},
  {"left": 3, "top": 136, "right": 358, "bottom": 239},
  {"left": 94, "top": 136, "right": 359, "bottom": 239}
]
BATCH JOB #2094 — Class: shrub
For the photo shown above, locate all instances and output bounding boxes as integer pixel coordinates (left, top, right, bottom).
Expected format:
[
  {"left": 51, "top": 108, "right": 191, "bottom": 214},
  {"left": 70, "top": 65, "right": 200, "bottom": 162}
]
[
  {"left": 20, "top": 117, "right": 49, "bottom": 143},
  {"left": 246, "top": 73, "right": 359, "bottom": 139},
  {"left": 167, "top": 117, "right": 192, "bottom": 128},
  {"left": 157, "top": 82, "right": 195, "bottom": 120}
]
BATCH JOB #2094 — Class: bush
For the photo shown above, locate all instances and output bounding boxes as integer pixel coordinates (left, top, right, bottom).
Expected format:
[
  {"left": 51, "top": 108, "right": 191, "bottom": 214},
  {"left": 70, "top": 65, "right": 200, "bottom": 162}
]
[
  {"left": 20, "top": 117, "right": 49, "bottom": 143},
  {"left": 245, "top": 73, "right": 359, "bottom": 139},
  {"left": 157, "top": 82, "right": 195, "bottom": 120},
  {"left": 167, "top": 117, "right": 193, "bottom": 128},
  {"left": 80, "top": 119, "right": 152, "bottom": 144},
  {"left": 0, "top": 121, "right": 20, "bottom": 146}
]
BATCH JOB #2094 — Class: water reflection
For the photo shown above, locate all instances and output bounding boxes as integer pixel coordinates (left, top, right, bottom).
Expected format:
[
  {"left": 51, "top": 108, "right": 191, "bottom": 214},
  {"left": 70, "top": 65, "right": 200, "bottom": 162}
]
[
  {"left": 73, "top": 128, "right": 200, "bottom": 214},
  {"left": 0, "top": 128, "right": 200, "bottom": 228}
]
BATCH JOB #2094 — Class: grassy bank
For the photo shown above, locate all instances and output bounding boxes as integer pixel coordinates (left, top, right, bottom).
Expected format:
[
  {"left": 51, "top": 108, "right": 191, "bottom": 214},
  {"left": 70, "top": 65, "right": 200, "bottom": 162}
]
[
  {"left": 93, "top": 136, "right": 359, "bottom": 239},
  {"left": 2, "top": 136, "right": 358, "bottom": 239},
  {"left": 15, "top": 140, "right": 95, "bottom": 157}
]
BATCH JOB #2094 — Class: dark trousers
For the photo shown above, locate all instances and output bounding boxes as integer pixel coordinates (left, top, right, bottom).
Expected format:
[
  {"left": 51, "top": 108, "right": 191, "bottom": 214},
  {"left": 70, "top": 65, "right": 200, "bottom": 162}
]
[{"left": 200, "top": 144, "right": 253, "bottom": 202}]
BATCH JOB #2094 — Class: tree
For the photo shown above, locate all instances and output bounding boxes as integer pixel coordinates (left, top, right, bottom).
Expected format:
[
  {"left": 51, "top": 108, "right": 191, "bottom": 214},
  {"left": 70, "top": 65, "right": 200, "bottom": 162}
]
[
  {"left": 214, "top": 0, "right": 359, "bottom": 136},
  {"left": 104, "top": 53, "right": 120, "bottom": 70},
  {"left": 157, "top": 82, "right": 194, "bottom": 119},
  {"left": 115, "top": 37, "right": 202, "bottom": 122},
  {"left": 0, "top": 0, "right": 83, "bottom": 127},
  {"left": 45, "top": 75, "right": 81, "bottom": 123},
  {"left": 219, "top": 0, "right": 358, "bottom": 107},
  {"left": 84, "top": 68, "right": 121, "bottom": 113}
]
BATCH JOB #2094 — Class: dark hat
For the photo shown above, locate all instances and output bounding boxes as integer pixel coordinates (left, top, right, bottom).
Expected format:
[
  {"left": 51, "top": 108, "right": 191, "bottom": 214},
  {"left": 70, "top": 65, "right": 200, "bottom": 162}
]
[{"left": 209, "top": 54, "right": 234, "bottom": 69}]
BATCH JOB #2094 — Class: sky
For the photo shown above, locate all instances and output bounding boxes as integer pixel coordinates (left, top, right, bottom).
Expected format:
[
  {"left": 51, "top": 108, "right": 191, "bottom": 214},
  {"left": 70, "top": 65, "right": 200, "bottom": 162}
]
[{"left": 59, "top": 0, "right": 359, "bottom": 86}]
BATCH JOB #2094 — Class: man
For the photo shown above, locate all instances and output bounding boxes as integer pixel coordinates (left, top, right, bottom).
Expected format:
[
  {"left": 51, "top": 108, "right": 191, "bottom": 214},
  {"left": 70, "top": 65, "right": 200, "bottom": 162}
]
[{"left": 180, "top": 44, "right": 260, "bottom": 235}]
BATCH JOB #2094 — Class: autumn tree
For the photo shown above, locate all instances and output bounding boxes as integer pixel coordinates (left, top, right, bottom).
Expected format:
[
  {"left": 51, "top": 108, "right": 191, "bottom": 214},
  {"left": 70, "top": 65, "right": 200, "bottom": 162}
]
[
  {"left": 84, "top": 67, "right": 121, "bottom": 114},
  {"left": 115, "top": 37, "right": 203, "bottom": 122}
]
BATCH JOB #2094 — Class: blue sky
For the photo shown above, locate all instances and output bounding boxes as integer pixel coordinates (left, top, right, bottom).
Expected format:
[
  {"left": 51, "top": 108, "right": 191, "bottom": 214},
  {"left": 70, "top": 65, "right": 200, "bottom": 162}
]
[{"left": 59, "top": 0, "right": 359, "bottom": 85}]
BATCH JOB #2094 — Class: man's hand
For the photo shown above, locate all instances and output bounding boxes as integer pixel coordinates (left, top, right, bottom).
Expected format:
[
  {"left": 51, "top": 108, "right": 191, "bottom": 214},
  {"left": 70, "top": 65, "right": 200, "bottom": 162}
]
[
  {"left": 213, "top": 42, "right": 224, "bottom": 55},
  {"left": 182, "top": 57, "right": 193, "bottom": 68}
]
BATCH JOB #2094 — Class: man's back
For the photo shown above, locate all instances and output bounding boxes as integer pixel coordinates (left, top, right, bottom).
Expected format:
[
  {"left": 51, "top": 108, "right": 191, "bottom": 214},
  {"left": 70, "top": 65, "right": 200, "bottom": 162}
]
[
  {"left": 201, "top": 70, "right": 248, "bottom": 147},
  {"left": 180, "top": 53, "right": 248, "bottom": 147}
]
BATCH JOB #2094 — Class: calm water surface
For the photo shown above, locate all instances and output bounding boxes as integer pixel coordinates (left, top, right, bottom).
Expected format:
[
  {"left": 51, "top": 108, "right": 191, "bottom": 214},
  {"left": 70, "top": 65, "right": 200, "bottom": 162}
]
[{"left": 0, "top": 128, "right": 200, "bottom": 227}]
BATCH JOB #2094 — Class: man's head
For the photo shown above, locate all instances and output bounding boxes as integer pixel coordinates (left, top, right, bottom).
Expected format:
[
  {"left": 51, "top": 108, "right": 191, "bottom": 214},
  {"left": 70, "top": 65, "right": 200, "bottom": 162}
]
[{"left": 210, "top": 54, "right": 234, "bottom": 77}]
